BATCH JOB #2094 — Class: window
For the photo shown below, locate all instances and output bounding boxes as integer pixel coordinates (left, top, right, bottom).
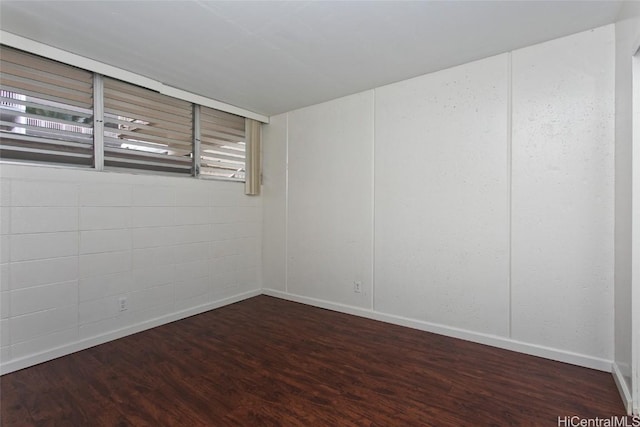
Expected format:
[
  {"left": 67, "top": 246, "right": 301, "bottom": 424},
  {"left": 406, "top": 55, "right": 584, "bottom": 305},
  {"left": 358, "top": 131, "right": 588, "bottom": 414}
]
[
  {"left": 0, "top": 45, "right": 261, "bottom": 192},
  {"left": 199, "top": 106, "right": 246, "bottom": 181},
  {"left": 103, "top": 77, "right": 193, "bottom": 174},
  {"left": 0, "top": 46, "right": 94, "bottom": 166}
]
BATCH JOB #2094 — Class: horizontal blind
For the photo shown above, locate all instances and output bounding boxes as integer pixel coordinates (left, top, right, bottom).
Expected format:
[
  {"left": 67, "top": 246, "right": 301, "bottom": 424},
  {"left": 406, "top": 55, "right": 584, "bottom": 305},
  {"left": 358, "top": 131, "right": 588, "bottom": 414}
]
[
  {"left": 0, "top": 46, "right": 94, "bottom": 166},
  {"left": 103, "top": 77, "right": 193, "bottom": 174},
  {"left": 200, "top": 106, "right": 246, "bottom": 181}
]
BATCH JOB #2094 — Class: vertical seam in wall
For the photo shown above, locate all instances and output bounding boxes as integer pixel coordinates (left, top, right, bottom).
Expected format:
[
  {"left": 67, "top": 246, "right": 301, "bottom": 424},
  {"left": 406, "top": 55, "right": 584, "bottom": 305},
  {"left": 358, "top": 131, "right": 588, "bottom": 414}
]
[
  {"left": 76, "top": 183, "right": 81, "bottom": 339},
  {"left": 371, "top": 89, "right": 376, "bottom": 312},
  {"left": 507, "top": 52, "right": 514, "bottom": 339},
  {"left": 6, "top": 179, "right": 12, "bottom": 358},
  {"left": 285, "top": 113, "right": 289, "bottom": 294}
]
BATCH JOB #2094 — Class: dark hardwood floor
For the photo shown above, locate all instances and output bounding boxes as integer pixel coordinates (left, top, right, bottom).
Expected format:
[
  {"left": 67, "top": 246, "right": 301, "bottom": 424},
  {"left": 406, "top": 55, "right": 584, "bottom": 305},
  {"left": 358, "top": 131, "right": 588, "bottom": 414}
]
[{"left": 0, "top": 296, "right": 626, "bottom": 426}]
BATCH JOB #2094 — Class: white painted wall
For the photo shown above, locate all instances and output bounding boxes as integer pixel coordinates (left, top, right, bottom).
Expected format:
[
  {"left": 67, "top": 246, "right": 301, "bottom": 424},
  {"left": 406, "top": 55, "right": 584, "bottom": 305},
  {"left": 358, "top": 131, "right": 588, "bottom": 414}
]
[
  {"left": 263, "top": 25, "right": 615, "bottom": 370},
  {"left": 511, "top": 27, "right": 615, "bottom": 359},
  {"left": 613, "top": 1, "right": 640, "bottom": 414},
  {"left": 262, "top": 113, "right": 288, "bottom": 293},
  {"left": 374, "top": 54, "right": 509, "bottom": 335},
  {"left": 0, "top": 163, "right": 262, "bottom": 374},
  {"left": 286, "top": 92, "right": 374, "bottom": 308}
]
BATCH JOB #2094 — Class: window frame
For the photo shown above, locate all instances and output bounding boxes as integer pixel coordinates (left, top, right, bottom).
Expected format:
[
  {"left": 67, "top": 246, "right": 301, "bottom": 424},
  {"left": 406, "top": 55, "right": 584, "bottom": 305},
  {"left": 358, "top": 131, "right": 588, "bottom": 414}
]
[{"left": 0, "top": 45, "right": 261, "bottom": 192}]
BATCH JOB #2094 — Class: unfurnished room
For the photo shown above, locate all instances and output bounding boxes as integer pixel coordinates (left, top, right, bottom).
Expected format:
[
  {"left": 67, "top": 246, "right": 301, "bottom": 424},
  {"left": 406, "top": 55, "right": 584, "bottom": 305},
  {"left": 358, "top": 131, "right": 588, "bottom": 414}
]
[{"left": 0, "top": 0, "right": 639, "bottom": 425}]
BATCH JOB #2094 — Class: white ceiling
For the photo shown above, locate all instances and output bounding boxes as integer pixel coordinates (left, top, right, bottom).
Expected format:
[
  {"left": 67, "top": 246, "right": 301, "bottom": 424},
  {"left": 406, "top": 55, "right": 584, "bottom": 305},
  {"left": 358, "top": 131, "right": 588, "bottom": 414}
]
[{"left": 0, "top": 1, "right": 625, "bottom": 117}]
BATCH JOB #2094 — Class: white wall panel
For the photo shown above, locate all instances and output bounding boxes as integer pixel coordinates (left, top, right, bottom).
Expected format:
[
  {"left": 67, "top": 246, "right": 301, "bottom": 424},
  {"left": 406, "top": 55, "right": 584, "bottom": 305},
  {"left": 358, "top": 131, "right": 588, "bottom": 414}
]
[
  {"left": 0, "top": 207, "right": 9, "bottom": 235},
  {"left": 175, "top": 276, "right": 209, "bottom": 301},
  {"left": 175, "top": 207, "right": 210, "bottom": 225},
  {"left": 262, "top": 113, "right": 288, "bottom": 291},
  {"left": 1, "top": 180, "right": 11, "bottom": 207},
  {"left": 79, "top": 295, "right": 122, "bottom": 325},
  {"left": 79, "top": 271, "right": 133, "bottom": 302},
  {"left": 10, "top": 305, "right": 77, "bottom": 343},
  {"left": 0, "top": 236, "right": 8, "bottom": 264},
  {"left": 511, "top": 26, "right": 615, "bottom": 358},
  {"left": 130, "top": 283, "right": 174, "bottom": 312},
  {"left": 11, "top": 181, "right": 77, "bottom": 207},
  {"left": 80, "top": 229, "right": 131, "bottom": 254},
  {"left": 10, "top": 257, "right": 78, "bottom": 290},
  {"left": 79, "top": 251, "right": 132, "bottom": 278},
  {"left": 0, "top": 319, "right": 9, "bottom": 347},
  {"left": 374, "top": 54, "right": 510, "bottom": 336},
  {"left": 132, "top": 265, "right": 174, "bottom": 291},
  {"left": 11, "top": 232, "right": 78, "bottom": 262},
  {"left": 0, "top": 265, "right": 8, "bottom": 292},
  {"left": 174, "top": 242, "right": 208, "bottom": 263},
  {"left": 79, "top": 183, "right": 131, "bottom": 207},
  {"left": 174, "top": 260, "right": 208, "bottom": 282},
  {"left": 173, "top": 224, "right": 211, "bottom": 245},
  {"left": 132, "top": 226, "right": 176, "bottom": 249},
  {"left": 79, "top": 207, "right": 130, "bottom": 231},
  {"left": 11, "top": 281, "right": 78, "bottom": 316},
  {"left": 12, "top": 207, "right": 77, "bottom": 233},
  {"left": 132, "top": 207, "right": 176, "bottom": 228},
  {"left": 131, "top": 185, "right": 174, "bottom": 206},
  {"left": 174, "top": 186, "right": 210, "bottom": 207},
  {"left": 286, "top": 91, "right": 374, "bottom": 308}
]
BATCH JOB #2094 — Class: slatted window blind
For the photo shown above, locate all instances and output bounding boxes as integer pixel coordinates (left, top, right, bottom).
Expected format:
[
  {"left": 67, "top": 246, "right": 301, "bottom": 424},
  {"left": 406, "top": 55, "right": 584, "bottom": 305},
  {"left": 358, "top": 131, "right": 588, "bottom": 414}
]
[
  {"left": 0, "top": 46, "right": 261, "bottom": 187},
  {"left": 199, "top": 106, "right": 246, "bottom": 181},
  {"left": 0, "top": 46, "right": 94, "bottom": 166},
  {"left": 103, "top": 77, "right": 193, "bottom": 174}
]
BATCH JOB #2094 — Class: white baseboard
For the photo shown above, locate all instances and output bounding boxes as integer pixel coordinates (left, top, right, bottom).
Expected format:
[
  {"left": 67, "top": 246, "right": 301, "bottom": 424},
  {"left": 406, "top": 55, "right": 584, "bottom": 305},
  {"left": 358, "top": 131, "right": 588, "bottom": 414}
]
[
  {"left": 0, "top": 288, "right": 616, "bottom": 379},
  {"left": 0, "top": 289, "right": 261, "bottom": 375},
  {"left": 612, "top": 363, "right": 633, "bottom": 415},
  {"left": 262, "top": 288, "right": 613, "bottom": 372}
]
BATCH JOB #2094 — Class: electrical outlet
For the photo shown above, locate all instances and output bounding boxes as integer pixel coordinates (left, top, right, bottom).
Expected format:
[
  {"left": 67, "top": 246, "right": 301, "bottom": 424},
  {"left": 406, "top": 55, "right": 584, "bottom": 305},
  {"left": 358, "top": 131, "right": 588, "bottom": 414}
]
[
  {"left": 353, "top": 281, "right": 362, "bottom": 293},
  {"left": 118, "top": 296, "right": 128, "bottom": 312}
]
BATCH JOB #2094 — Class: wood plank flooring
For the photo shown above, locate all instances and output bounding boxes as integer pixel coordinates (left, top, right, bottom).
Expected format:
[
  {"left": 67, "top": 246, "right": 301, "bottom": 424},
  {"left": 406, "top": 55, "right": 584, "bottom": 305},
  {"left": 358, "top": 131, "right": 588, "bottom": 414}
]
[{"left": 0, "top": 296, "right": 626, "bottom": 426}]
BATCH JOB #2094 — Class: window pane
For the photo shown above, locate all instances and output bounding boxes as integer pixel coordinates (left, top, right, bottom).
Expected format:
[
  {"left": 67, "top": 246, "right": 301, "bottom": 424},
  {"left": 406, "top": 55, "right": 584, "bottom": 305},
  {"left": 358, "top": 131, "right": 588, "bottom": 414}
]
[
  {"left": 0, "top": 46, "right": 93, "bottom": 166},
  {"left": 199, "top": 106, "right": 246, "bottom": 181},
  {"left": 103, "top": 77, "right": 193, "bottom": 174}
]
